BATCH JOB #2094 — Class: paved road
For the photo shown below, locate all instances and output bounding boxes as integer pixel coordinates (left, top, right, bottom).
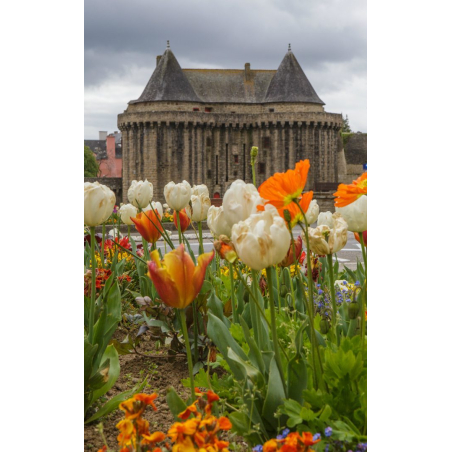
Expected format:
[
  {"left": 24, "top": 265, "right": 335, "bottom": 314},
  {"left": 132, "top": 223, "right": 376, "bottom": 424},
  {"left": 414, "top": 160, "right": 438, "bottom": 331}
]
[{"left": 125, "top": 225, "right": 364, "bottom": 271}]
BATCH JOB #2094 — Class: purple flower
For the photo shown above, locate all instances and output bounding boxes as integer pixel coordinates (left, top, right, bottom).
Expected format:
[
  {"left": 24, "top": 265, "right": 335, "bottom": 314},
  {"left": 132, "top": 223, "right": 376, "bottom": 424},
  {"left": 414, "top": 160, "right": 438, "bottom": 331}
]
[
  {"left": 313, "top": 433, "right": 321, "bottom": 441},
  {"left": 253, "top": 446, "right": 263, "bottom": 452},
  {"left": 325, "top": 426, "right": 333, "bottom": 437}
]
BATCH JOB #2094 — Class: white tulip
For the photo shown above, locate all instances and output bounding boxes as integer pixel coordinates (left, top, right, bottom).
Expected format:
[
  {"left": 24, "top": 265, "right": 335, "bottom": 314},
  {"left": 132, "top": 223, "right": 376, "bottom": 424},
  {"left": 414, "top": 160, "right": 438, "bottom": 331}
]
[
  {"left": 108, "top": 228, "right": 123, "bottom": 239},
  {"left": 186, "top": 193, "right": 211, "bottom": 222},
  {"left": 231, "top": 204, "right": 291, "bottom": 270},
  {"left": 143, "top": 201, "right": 163, "bottom": 218},
  {"left": 164, "top": 180, "right": 192, "bottom": 211},
  {"left": 308, "top": 212, "right": 348, "bottom": 255},
  {"left": 84, "top": 182, "right": 116, "bottom": 227},
  {"left": 128, "top": 179, "right": 153, "bottom": 208},
  {"left": 300, "top": 199, "right": 320, "bottom": 225},
  {"left": 119, "top": 203, "right": 138, "bottom": 225},
  {"left": 223, "top": 180, "right": 264, "bottom": 228},
  {"left": 192, "top": 184, "right": 209, "bottom": 197},
  {"left": 207, "top": 205, "right": 232, "bottom": 238},
  {"left": 318, "top": 211, "right": 334, "bottom": 229},
  {"left": 335, "top": 195, "right": 367, "bottom": 232}
]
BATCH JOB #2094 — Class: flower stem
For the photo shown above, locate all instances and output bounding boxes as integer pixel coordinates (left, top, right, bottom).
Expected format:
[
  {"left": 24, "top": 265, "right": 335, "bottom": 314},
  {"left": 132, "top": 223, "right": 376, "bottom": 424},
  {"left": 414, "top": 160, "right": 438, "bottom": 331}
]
[
  {"left": 228, "top": 261, "right": 238, "bottom": 323},
  {"left": 101, "top": 224, "right": 106, "bottom": 268},
  {"left": 176, "top": 210, "right": 182, "bottom": 245},
  {"left": 326, "top": 254, "right": 338, "bottom": 345},
  {"left": 179, "top": 309, "right": 195, "bottom": 400},
  {"left": 127, "top": 225, "right": 131, "bottom": 240},
  {"left": 358, "top": 232, "right": 367, "bottom": 275},
  {"left": 266, "top": 265, "right": 287, "bottom": 396},
  {"left": 198, "top": 221, "right": 204, "bottom": 254},
  {"left": 88, "top": 226, "right": 97, "bottom": 343}
]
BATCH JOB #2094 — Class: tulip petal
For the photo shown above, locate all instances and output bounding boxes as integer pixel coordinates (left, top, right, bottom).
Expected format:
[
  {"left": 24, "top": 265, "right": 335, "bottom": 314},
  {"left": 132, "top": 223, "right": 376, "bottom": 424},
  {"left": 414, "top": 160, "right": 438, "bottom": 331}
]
[
  {"left": 192, "top": 251, "right": 215, "bottom": 298},
  {"left": 147, "top": 261, "right": 181, "bottom": 309}
]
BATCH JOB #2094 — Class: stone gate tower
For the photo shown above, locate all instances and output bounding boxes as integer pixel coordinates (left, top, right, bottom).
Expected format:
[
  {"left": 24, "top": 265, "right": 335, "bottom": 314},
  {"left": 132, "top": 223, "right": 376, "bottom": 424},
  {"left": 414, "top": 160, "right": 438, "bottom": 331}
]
[{"left": 118, "top": 43, "right": 343, "bottom": 202}]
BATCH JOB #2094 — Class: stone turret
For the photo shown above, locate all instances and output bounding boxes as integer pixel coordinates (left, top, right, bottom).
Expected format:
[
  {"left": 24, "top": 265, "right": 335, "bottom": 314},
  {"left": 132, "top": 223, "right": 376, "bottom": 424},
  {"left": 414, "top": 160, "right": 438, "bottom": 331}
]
[
  {"left": 265, "top": 46, "right": 324, "bottom": 105},
  {"left": 132, "top": 42, "right": 200, "bottom": 103}
]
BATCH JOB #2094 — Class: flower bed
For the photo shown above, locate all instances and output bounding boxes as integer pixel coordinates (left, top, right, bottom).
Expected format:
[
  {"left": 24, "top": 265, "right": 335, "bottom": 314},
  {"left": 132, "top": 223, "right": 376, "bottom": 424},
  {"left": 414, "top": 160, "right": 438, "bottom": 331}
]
[{"left": 84, "top": 149, "right": 367, "bottom": 452}]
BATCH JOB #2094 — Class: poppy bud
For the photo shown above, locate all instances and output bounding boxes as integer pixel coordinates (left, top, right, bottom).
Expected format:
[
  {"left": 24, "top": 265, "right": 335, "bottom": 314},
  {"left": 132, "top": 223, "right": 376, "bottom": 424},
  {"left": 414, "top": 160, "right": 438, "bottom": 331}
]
[
  {"left": 320, "top": 318, "right": 330, "bottom": 334},
  {"left": 250, "top": 146, "right": 259, "bottom": 159},
  {"left": 348, "top": 301, "right": 359, "bottom": 319}
]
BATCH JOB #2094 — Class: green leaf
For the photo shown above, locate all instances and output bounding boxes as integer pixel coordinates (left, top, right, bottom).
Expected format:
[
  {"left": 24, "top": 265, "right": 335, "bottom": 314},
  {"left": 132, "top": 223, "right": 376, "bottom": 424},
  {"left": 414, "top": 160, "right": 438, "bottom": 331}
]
[
  {"left": 92, "top": 345, "right": 120, "bottom": 402},
  {"left": 166, "top": 386, "right": 188, "bottom": 421},
  {"left": 207, "top": 292, "right": 230, "bottom": 327},
  {"left": 262, "top": 357, "right": 286, "bottom": 427},
  {"left": 227, "top": 348, "right": 264, "bottom": 387},
  {"left": 287, "top": 355, "right": 308, "bottom": 404},
  {"left": 85, "top": 378, "right": 147, "bottom": 424},
  {"left": 319, "top": 404, "right": 332, "bottom": 422},
  {"left": 239, "top": 316, "right": 265, "bottom": 375}
]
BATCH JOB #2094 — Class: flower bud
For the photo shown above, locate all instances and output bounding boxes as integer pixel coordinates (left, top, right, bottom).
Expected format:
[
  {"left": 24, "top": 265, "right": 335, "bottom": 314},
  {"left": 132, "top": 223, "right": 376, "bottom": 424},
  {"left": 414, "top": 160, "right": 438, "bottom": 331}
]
[
  {"left": 250, "top": 146, "right": 259, "bottom": 159},
  {"left": 214, "top": 236, "right": 237, "bottom": 263},
  {"left": 84, "top": 182, "right": 116, "bottom": 227},
  {"left": 119, "top": 203, "right": 138, "bottom": 226},
  {"left": 320, "top": 318, "right": 330, "bottom": 334},
  {"left": 348, "top": 301, "right": 359, "bottom": 319},
  {"left": 164, "top": 180, "right": 192, "bottom": 211}
]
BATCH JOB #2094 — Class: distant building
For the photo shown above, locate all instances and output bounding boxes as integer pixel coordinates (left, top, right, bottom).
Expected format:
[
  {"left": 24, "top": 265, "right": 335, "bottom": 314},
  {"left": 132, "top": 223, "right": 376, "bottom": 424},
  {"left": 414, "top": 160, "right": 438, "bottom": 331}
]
[
  {"left": 85, "top": 131, "right": 122, "bottom": 177},
  {"left": 118, "top": 42, "right": 343, "bottom": 202}
]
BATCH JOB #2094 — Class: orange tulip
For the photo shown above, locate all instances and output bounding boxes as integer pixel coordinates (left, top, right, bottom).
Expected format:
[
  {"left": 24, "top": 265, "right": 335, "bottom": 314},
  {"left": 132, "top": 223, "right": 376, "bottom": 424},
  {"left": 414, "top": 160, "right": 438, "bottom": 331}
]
[
  {"left": 280, "top": 235, "right": 303, "bottom": 267},
  {"left": 131, "top": 209, "right": 163, "bottom": 244},
  {"left": 354, "top": 230, "right": 367, "bottom": 246},
  {"left": 148, "top": 245, "right": 214, "bottom": 309},
  {"left": 258, "top": 159, "right": 313, "bottom": 222},
  {"left": 334, "top": 172, "right": 367, "bottom": 207},
  {"left": 174, "top": 208, "right": 191, "bottom": 232}
]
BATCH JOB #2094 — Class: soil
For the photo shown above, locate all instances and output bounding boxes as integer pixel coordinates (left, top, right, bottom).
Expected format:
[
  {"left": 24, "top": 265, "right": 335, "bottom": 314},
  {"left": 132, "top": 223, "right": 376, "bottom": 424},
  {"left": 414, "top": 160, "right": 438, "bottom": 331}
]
[{"left": 84, "top": 330, "right": 191, "bottom": 451}]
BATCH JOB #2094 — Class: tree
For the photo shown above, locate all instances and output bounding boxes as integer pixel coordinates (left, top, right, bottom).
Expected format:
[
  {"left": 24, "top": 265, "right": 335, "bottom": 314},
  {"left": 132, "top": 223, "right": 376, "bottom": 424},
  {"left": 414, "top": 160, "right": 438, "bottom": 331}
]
[
  {"left": 84, "top": 145, "right": 99, "bottom": 177},
  {"left": 342, "top": 115, "right": 352, "bottom": 133}
]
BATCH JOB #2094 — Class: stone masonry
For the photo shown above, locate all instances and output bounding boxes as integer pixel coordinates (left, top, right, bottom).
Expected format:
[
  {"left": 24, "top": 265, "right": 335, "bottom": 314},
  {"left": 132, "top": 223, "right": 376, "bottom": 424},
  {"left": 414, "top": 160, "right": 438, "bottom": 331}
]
[{"left": 118, "top": 43, "right": 343, "bottom": 203}]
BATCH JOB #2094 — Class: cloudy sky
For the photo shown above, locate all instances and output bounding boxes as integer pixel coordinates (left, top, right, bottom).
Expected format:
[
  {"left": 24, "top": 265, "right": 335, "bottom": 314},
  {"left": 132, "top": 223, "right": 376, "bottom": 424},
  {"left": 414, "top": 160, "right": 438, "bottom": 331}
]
[{"left": 84, "top": 0, "right": 366, "bottom": 138}]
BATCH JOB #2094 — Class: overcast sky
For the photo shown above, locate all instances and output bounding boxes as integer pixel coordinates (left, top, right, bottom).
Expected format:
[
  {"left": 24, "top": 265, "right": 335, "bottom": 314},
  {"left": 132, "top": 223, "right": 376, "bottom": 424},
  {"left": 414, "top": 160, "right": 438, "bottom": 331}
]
[{"left": 84, "top": 0, "right": 366, "bottom": 139}]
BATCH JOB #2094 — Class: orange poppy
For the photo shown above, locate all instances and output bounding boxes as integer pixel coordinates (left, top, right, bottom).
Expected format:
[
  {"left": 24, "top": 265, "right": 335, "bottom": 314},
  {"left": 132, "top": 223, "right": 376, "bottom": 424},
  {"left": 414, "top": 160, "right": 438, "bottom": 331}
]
[
  {"left": 131, "top": 209, "right": 163, "bottom": 244},
  {"left": 334, "top": 172, "right": 367, "bottom": 207},
  {"left": 258, "top": 159, "right": 313, "bottom": 222}
]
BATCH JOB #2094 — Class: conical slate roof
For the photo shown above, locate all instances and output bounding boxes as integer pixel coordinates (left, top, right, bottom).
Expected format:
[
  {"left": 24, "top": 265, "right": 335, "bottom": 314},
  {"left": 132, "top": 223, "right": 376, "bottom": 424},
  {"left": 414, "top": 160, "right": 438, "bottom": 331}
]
[
  {"left": 131, "top": 47, "right": 200, "bottom": 103},
  {"left": 265, "top": 50, "right": 324, "bottom": 105}
]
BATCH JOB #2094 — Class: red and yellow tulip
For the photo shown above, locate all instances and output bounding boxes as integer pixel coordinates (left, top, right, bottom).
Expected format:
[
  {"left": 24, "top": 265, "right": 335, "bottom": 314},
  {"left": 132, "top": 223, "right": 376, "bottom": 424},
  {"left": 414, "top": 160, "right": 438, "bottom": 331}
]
[
  {"left": 148, "top": 244, "right": 214, "bottom": 309},
  {"left": 131, "top": 209, "right": 163, "bottom": 244}
]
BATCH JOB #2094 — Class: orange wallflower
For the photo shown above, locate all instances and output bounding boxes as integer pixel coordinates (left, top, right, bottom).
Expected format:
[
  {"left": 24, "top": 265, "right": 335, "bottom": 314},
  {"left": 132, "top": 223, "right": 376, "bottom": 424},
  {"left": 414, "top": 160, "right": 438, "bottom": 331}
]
[
  {"left": 298, "top": 432, "right": 321, "bottom": 446},
  {"left": 334, "top": 172, "right": 367, "bottom": 207},
  {"left": 131, "top": 209, "right": 163, "bottom": 244},
  {"left": 148, "top": 245, "right": 214, "bottom": 309},
  {"left": 174, "top": 208, "right": 191, "bottom": 232},
  {"left": 258, "top": 159, "right": 313, "bottom": 222}
]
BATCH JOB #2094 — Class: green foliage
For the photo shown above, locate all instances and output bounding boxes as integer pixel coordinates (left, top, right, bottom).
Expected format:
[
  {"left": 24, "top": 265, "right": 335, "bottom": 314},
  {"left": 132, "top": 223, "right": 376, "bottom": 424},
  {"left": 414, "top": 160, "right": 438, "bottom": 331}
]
[
  {"left": 342, "top": 114, "right": 352, "bottom": 133},
  {"left": 281, "top": 336, "right": 367, "bottom": 440},
  {"left": 84, "top": 145, "right": 99, "bottom": 177}
]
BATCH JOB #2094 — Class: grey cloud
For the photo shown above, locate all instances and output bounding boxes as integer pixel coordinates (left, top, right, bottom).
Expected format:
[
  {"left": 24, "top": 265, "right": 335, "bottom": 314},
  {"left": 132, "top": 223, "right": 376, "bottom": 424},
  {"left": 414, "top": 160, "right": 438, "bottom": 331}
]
[{"left": 84, "top": 0, "right": 366, "bottom": 136}]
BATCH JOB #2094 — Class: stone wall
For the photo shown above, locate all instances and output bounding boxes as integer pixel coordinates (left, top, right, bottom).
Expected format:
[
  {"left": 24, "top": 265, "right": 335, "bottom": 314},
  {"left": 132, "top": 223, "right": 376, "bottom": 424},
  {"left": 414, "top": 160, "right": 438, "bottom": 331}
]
[
  {"left": 338, "top": 133, "right": 367, "bottom": 184},
  {"left": 118, "top": 108, "right": 342, "bottom": 203},
  {"left": 84, "top": 177, "right": 123, "bottom": 204}
]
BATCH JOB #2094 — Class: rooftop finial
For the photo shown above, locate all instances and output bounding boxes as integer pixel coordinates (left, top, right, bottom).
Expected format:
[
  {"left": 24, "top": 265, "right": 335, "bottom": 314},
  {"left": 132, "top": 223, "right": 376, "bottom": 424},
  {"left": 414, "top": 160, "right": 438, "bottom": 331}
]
[
  {"left": 167, "top": 40, "right": 170, "bottom": 49},
  {"left": 288, "top": 43, "right": 291, "bottom": 51}
]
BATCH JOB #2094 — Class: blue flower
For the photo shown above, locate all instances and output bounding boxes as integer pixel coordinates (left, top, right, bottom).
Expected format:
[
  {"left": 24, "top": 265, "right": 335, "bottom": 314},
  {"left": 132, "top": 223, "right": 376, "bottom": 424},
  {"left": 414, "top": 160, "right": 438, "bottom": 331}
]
[
  {"left": 313, "top": 433, "right": 321, "bottom": 441},
  {"left": 281, "top": 428, "right": 290, "bottom": 438},
  {"left": 355, "top": 281, "right": 360, "bottom": 286},
  {"left": 316, "top": 283, "right": 321, "bottom": 288},
  {"left": 253, "top": 446, "right": 263, "bottom": 452},
  {"left": 325, "top": 426, "right": 333, "bottom": 437},
  {"left": 318, "top": 289, "right": 324, "bottom": 295},
  {"left": 325, "top": 446, "right": 329, "bottom": 452}
]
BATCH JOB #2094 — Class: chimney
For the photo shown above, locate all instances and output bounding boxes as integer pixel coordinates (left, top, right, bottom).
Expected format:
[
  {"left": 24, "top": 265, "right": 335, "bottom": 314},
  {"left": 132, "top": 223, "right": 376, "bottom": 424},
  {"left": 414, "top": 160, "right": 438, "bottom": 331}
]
[
  {"left": 245, "top": 63, "right": 251, "bottom": 81},
  {"left": 99, "top": 131, "right": 108, "bottom": 141},
  {"left": 156, "top": 55, "right": 162, "bottom": 66}
]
